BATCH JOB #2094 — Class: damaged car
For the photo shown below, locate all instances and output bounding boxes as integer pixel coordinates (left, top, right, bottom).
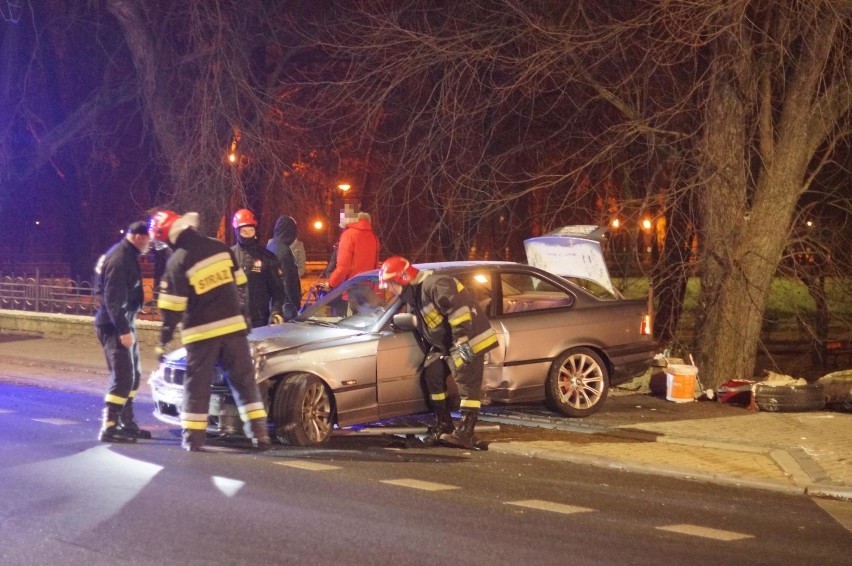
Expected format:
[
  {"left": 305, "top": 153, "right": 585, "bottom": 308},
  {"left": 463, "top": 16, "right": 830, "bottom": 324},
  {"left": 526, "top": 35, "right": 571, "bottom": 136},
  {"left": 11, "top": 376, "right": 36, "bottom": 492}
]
[{"left": 149, "top": 226, "right": 657, "bottom": 446}]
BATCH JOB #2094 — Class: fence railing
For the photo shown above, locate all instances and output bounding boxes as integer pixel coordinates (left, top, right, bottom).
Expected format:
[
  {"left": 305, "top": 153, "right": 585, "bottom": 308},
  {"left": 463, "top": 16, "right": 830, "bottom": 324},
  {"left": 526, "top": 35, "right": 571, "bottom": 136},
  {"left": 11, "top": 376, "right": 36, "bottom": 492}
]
[{"left": 0, "top": 271, "right": 159, "bottom": 318}]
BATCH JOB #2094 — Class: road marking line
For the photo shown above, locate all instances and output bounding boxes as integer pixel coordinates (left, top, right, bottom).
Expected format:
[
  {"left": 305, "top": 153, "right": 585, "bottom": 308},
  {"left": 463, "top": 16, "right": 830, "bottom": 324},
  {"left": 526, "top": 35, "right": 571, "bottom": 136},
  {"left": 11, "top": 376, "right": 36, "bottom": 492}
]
[
  {"left": 381, "top": 479, "right": 459, "bottom": 491},
  {"left": 0, "top": 409, "right": 13, "bottom": 414},
  {"left": 32, "top": 418, "right": 77, "bottom": 425},
  {"left": 276, "top": 460, "right": 341, "bottom": 471},
  {"left": 657, "top": 524, "right": 753, "bottom": 541},
  {"left": 506, "top": 500, "right": 595, "bottom": 515}
]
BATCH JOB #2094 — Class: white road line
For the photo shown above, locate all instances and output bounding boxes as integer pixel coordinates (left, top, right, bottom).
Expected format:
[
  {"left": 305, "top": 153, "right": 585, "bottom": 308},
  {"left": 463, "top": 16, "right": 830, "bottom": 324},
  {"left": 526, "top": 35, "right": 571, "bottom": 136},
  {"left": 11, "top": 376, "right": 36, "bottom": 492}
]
[
  {"left": 0, "top": 409, "right": 13, "bottom": 414},
  {"left": 506, "top": 500, "right": 595, "bottom": 515},
  {"left": 275, "top": 460, "right": 341, "bottom": 471},
  {"left": 657, "top": 524, "right": 753, "bottom": 541},
  {"left": 32, "top": 418, "right": 78, "bottom": 425},
  {"left": 381, "top": 479, "right": 460, "bottom": 491}
]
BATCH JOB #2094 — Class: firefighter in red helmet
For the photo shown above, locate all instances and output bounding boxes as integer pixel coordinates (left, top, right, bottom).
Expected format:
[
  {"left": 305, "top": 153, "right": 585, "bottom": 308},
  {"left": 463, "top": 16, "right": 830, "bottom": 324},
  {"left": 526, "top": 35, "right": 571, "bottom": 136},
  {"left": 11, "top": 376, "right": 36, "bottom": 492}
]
[
  {"left": 231, "top": 208, "right": 286, "bottom": 328},
  {"left": 148, "top": 210, "right": 271, "bottom": 452},
  {"left": 379, "top": 256, "right": 498, "bottom": 449}
]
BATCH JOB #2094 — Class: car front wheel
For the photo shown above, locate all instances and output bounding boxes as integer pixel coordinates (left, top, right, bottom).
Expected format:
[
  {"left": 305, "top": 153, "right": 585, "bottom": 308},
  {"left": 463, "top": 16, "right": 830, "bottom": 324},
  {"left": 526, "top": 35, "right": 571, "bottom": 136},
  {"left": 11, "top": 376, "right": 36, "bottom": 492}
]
[
  {"left": 272, "top": 373, "right": 334, "bottom": 446},
  {"left": 545, "top": 347, "right": 609, "bottom": 418}
]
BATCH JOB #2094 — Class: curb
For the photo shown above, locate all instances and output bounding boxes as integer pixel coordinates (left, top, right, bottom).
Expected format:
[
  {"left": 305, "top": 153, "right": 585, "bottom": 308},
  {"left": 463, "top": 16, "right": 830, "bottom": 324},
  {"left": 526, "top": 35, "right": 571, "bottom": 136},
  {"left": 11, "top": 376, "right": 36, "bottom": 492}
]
[{"left": 488, "top": 441, "right": 809, "bottom": 496}]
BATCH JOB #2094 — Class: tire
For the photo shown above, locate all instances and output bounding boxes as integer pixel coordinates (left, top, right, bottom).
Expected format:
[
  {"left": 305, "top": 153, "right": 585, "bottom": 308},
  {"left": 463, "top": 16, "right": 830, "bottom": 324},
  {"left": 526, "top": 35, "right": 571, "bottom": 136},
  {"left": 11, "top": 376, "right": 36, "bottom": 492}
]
[
  {"left": 271, "top": 373, "right": 334, "bottom": 446},
  {"left": 545, "top": 347, "right": 609, "bottom": 418},
  {"left": 753, "top": 382, "right": 826, "bottom": 412}
]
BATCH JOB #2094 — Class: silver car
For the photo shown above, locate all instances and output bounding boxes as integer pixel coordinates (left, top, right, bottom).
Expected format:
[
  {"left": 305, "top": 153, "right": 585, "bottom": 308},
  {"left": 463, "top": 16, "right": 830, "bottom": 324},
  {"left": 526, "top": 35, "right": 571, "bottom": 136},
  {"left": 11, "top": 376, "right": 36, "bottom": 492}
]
[{"left": 149, "top": 261, "right": 657, "bottom": 446}]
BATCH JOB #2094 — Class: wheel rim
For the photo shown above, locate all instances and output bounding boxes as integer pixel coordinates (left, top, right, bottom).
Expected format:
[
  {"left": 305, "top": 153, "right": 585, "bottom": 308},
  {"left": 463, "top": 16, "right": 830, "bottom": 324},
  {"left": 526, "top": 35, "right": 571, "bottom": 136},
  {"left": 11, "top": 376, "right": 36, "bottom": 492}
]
[
  {"left": 299, "top": 381, "right": 332, "bottom": 442},
  {"left": 556, "top": 352, "right": 604, "bottom": 410}
]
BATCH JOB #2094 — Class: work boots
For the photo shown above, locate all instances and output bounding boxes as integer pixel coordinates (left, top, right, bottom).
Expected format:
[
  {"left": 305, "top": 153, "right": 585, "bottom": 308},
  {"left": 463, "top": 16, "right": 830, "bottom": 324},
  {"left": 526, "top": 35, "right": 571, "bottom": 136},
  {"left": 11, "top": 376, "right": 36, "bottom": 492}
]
[
  {"left": 182, "top": 429, "right": 206, "bottom": 452},
  {"left": 247, "top": 417, "right": 272, "bottom": 451},
  {"left": 118, "top": 399, "right": 153, "bottom": 439},
  {"left": 424, "top": 400, "right": 455, "bottom": 446},
  {"left": 99, "top": 404, "right": 137, "bottom": 443},
  {"left": 440, "top": 409, "right": 478, "bottom": 449}
]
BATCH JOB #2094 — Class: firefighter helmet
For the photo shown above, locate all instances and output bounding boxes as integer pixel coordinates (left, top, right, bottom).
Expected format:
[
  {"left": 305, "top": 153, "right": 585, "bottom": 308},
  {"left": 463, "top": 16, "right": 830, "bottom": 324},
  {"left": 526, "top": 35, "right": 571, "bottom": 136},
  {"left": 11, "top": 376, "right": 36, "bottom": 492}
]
[
  {"left": 148, "top": 210, "right": 180, "bottom": 248},
  {"left": 379, "top": 256, "right": 419, "bottom": 288},
  {"left": 232, "top": 208, "right": 257, "bottom": 229}
]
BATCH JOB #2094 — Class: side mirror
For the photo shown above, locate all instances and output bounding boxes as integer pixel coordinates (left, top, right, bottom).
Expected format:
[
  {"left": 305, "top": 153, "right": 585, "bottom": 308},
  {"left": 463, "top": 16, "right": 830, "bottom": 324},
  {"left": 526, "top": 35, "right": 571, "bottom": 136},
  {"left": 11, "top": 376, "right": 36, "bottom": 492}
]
[{"left": 392, "top": 313, "right": 418, "bottom": 331}]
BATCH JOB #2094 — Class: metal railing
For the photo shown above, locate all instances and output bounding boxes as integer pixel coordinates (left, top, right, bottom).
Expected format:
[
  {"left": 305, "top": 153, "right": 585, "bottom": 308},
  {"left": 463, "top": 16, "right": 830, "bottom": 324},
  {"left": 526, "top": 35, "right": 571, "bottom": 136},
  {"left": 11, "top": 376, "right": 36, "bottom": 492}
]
[{"left": 0, "top": 271, "right": 159, "bottom": 317}]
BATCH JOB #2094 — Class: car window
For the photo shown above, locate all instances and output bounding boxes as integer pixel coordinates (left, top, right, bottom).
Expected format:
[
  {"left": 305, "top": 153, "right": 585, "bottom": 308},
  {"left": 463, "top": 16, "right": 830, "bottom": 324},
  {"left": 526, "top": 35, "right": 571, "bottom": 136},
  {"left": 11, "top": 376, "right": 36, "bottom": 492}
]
[
  {"left": 454, "top": 271, "right": 493, "bottom": 314},
  {"left": 298, "top": 275, "right": 392, "bottom": 328},
  {"left": 500, "top": 272, "right": 574, "bottom": 314}
]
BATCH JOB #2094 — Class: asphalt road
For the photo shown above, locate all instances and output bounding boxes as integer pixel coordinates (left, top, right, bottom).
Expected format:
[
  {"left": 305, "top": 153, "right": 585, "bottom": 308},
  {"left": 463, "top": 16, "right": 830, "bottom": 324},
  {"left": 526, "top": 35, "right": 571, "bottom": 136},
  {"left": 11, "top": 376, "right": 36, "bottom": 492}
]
[{"left": 1, "top": 381, "right": 850, "bottom": 566}]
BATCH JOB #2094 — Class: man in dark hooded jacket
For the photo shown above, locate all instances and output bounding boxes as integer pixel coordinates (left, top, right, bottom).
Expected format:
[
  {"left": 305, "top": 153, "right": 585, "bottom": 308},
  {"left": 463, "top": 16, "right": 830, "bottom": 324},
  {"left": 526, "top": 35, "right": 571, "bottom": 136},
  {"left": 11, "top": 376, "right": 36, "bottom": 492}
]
[{"left": 266, "top": 215, "right": 303, "bottom": 319}]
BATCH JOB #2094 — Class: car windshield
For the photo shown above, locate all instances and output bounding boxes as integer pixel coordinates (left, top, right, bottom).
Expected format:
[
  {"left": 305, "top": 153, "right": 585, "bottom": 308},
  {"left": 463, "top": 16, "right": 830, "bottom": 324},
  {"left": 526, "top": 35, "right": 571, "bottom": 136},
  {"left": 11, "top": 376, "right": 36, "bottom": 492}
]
[{"left": 296, "top": 274, "right": 397, "bottom": 329}]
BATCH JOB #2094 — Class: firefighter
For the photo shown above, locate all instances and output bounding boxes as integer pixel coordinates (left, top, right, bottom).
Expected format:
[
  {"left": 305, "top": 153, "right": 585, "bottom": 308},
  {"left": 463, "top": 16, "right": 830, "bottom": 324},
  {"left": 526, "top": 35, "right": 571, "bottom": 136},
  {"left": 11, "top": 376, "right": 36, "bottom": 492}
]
[
  {"left": 93, "top": 220, "right": 152, "bottom": 443},
  {"left": 148, "top": 210, "right": 271, "bottom": 452},
  {"left": 231, "top": 208, "right": 286, "bottom": 328},
  {"left": 379, "top": 256, "right": 498, "bottom": 449}
]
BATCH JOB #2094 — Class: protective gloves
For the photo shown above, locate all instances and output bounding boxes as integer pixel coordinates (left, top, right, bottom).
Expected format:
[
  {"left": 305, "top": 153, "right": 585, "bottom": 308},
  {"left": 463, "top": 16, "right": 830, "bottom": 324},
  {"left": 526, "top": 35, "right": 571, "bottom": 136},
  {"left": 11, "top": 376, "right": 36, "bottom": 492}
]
[
  {"left": 270, "top": 312, "right": 284, "bottom": 325},
  {"left": 450, "top": 342, "right": 475, "bottom": 373}
]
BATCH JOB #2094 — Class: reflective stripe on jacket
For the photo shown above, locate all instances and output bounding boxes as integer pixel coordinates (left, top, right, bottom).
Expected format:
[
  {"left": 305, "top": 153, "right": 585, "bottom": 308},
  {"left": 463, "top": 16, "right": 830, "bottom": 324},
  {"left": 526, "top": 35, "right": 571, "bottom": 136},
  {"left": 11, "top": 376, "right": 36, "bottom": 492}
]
[
  {"left": 157, "top": 228, "right": 248, "bottom": 345},
  {"left": 410, "top": 270, "right": 498, "bottom": 362}
]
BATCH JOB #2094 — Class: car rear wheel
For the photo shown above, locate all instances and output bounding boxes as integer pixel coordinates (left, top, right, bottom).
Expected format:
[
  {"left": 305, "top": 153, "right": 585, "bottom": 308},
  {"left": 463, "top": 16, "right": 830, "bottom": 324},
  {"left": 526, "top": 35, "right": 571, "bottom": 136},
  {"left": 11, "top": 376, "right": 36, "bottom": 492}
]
[
  {"left": 272, "top": 373, "right": 333, "bottom": 446},
  {"left": 545, "top": 347, "right": 609, "bottom": 418}
]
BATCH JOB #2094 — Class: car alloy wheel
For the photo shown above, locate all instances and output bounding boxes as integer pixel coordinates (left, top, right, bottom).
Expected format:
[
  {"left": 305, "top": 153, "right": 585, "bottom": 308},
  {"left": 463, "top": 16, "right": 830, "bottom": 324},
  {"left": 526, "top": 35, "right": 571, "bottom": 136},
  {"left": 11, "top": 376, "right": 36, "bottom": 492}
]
[
  {"left": 545, "top": 347, "right": 609, "bottom": 418},
  {"left": 272, "top": 373, "right": 334, "bottom": 446}
]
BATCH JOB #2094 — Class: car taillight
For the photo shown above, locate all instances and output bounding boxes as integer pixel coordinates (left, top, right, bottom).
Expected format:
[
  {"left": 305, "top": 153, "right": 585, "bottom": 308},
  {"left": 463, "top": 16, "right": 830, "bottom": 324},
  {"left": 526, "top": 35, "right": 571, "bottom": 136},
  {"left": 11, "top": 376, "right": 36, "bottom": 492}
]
[{"left": 640, "top": 314, "right": 652, "bottom": 336}]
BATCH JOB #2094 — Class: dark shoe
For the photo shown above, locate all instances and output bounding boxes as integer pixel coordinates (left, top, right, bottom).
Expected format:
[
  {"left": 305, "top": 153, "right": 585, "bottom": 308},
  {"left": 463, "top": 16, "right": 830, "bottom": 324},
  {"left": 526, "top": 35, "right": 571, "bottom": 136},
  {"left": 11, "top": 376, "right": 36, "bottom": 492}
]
[
  {"left": 252, "top": 435, "right": 272, "bottom": 451},
  {"left": 424, "top": 399, "right": 454, "bottom": 445},
  {"left": 440, "top": 410, "right": 478, "bottom": 450},
  {"left": 118, "top": 399, "right": 153, "bottom": 439},
  {"left": 99, "top": 426, "right": 137, "bottom": 444},
  {"left": 182, "top": 442, "right": 204, "bottom": 452},
  {"left": 118, "top": 423, "right": 153, "bottom": 439}
]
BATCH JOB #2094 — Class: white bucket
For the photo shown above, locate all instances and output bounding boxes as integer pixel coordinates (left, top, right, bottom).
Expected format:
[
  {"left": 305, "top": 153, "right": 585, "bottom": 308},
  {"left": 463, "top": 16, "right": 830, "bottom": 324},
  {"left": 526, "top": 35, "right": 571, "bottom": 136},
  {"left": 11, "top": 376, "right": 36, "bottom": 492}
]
[{"left": 665, "top": 364, "right": 699, "bottom": 403}]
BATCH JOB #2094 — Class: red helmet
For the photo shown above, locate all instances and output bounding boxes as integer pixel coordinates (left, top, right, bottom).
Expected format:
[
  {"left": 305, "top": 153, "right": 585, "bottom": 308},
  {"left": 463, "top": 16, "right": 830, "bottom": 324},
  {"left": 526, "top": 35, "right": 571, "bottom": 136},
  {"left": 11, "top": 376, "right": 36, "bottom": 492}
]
[
  {"left": 232, "top": 208, "right": 257, "bottom": 229},
  {"left": 379, "top": 256, "right": 419, "bottom": 288},
  {"left": 148, "top": 210, "right": 180, "bottom": 246}
]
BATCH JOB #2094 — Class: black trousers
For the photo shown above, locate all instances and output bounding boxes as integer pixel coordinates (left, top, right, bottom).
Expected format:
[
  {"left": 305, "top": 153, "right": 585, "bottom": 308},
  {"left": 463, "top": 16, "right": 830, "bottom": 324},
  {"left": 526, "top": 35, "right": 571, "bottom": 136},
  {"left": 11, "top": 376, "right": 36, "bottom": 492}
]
[
  {"left": 181, "top": 332, "right": 267, "bottom": 444},
  {"left": 96, "top": 323, "right": 141, "bottom": 406},
  {"left": 422, "top": 354, "right": 484, "bottom": 405}
]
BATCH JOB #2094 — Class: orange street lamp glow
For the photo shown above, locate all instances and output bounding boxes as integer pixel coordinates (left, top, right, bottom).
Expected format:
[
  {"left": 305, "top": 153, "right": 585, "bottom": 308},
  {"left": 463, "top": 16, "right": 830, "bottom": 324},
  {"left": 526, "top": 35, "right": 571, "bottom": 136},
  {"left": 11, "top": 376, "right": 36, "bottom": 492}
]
[
  {"left": 313, "top": 220, "right": 324, "bottom": 231},
  {"left": 642, "top": 219, "right": 652, "bottom": 230},
  {"left": 611, "top": 218, "right": 620, "bottom": 229},
  {"left": 338, "top": 183, "right": 351, "bottom": 192}
]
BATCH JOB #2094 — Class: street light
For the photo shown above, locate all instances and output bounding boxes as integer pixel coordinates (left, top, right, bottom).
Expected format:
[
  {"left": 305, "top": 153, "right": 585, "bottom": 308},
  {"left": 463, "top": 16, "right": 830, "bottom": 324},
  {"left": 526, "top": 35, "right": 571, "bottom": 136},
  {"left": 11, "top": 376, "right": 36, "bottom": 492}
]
[{"left": 338, "top": 183, "right": 351, "bottom": 193}]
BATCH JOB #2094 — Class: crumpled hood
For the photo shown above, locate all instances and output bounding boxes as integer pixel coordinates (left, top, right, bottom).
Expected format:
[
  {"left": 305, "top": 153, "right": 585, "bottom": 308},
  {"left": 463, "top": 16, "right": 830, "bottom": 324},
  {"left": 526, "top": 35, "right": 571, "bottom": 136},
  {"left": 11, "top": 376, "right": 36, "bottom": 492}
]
[
  {"left": 162, "top": 323, "right": 363, "bottom": 365},
  {"left": 249, "top": 322, "right": 362, "bottom": 356}
]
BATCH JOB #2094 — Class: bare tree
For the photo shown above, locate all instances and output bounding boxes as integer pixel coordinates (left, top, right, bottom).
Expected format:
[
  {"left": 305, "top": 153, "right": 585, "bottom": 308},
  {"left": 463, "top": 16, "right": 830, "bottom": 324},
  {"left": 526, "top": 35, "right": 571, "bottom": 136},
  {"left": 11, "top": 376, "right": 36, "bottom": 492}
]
[
  {"left": 29, "top": 0, "right": 846, "bottom": 388},
  {"left": 282, "top": 0, "right": 852, "bottom": 386}
]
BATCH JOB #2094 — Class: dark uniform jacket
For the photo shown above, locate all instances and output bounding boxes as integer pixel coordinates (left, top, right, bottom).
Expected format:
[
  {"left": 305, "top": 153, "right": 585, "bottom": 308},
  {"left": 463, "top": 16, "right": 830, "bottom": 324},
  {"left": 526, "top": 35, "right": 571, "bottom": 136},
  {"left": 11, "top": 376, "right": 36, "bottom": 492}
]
[
  {"left": 403, "top": 270, "right": 498, "bottom": 369},
  {"left": 157, "top": 228, "right": 249, "bottom": 345},
  {"left": 232, "top": 240, "right": 286, "bottom": 327},
  {"left": 94, "top": 238, "right": 144, "bottom": 335}
]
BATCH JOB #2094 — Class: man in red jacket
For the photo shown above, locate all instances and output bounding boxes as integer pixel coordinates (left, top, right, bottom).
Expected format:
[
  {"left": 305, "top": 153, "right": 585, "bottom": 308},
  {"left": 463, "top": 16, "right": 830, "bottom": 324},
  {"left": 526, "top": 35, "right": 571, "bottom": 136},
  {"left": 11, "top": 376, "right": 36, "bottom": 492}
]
[{"left": 326, "top": 212, "right": 380, "bottom": 289}]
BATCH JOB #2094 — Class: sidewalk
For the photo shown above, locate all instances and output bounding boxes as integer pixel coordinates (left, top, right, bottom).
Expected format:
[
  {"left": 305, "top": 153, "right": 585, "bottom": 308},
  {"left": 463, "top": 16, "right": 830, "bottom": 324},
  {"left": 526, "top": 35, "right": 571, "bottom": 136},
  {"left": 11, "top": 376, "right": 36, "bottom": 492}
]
[{"left": 1, "top": 331, "right": 850, "bottom": 501}]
